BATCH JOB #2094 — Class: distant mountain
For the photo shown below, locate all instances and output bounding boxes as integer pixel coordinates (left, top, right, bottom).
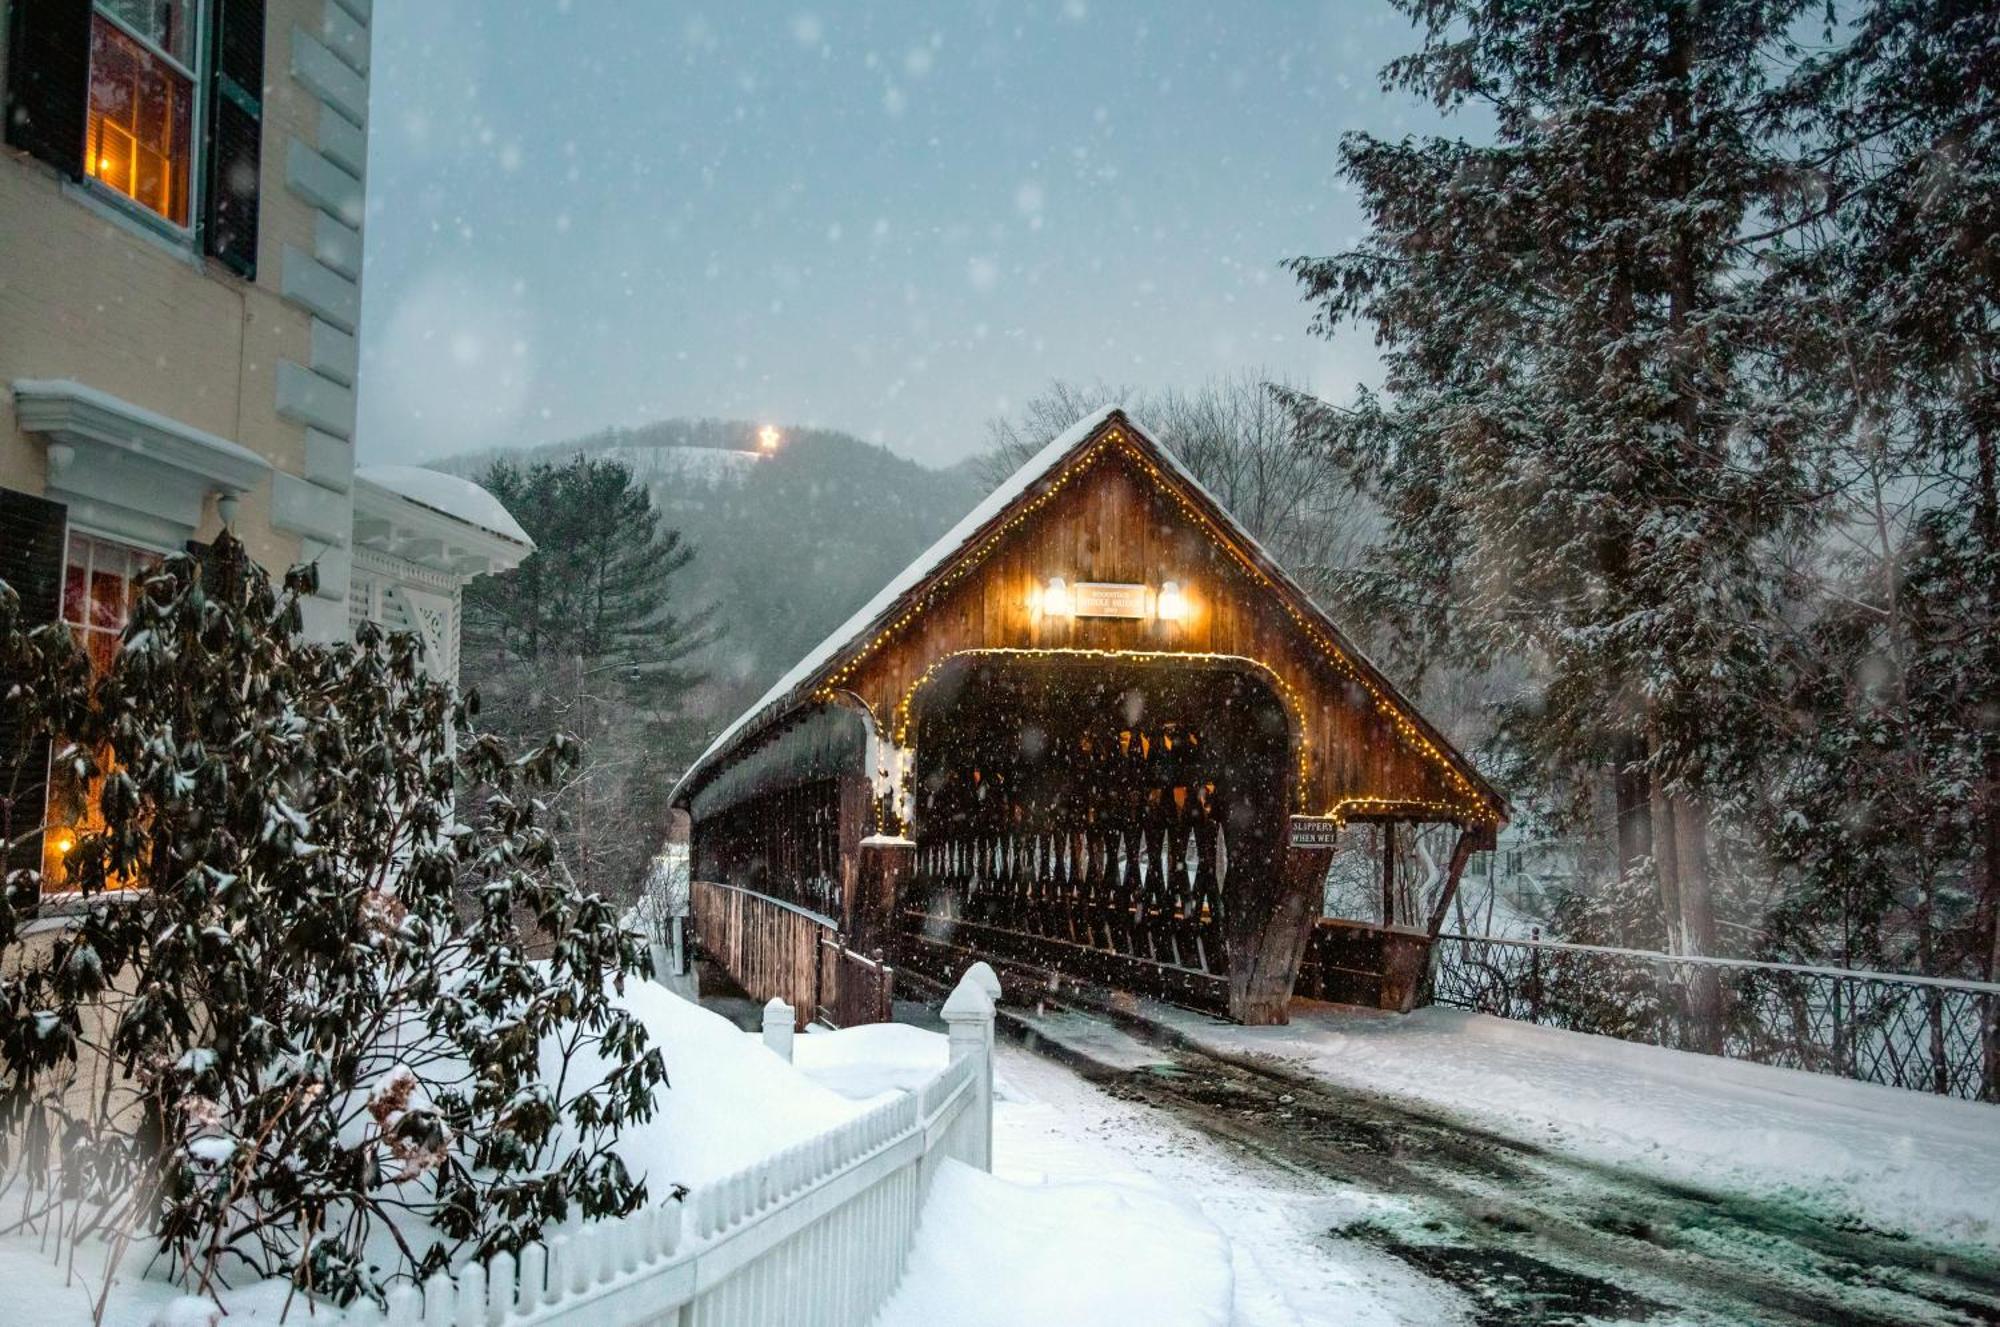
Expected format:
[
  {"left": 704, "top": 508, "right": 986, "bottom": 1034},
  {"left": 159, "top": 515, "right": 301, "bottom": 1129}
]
[{"left": 439, "top": 419, "right": 988, "bottom": 732}]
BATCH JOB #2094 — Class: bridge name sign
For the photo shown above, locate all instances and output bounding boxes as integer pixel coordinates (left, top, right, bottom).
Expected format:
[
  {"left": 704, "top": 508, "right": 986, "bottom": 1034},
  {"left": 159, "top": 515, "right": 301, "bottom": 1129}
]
[{"left": 1073, "top": 582, "right": 1150, "bottom": 618}]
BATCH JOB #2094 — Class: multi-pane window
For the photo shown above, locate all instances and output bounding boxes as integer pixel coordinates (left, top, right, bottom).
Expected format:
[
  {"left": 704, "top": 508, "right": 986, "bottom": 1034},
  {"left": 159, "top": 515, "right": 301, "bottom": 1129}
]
[
  {"left": 42, "top": 533, "right": 161, "bottom": 887},
  {"left": 62, "top": 532, "right": 159, "bottom": 673},
  {"left": 86, "top": 1, "right": 198, "bottom": 226}
]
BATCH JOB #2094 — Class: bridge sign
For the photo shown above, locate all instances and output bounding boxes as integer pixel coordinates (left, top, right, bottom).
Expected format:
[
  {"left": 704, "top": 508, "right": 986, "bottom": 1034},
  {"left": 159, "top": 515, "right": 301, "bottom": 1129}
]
[
  {"left": 1289, "top": 815, "right": 1341, "bottom": 850},
  {"left": 1073, "top": 581, "right": 1150, "bottom": 618}
]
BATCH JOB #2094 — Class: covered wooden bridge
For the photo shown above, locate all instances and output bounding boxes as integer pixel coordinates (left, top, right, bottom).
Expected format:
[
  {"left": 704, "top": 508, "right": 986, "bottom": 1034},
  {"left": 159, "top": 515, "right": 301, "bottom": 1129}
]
[{"left": 670, "top": 408, "right": 1505, "bottom": 1025}]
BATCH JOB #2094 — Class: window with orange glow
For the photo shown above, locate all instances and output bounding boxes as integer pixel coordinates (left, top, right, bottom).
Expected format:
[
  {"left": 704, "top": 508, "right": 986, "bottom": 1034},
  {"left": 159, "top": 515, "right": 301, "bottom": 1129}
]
[
  {"left": 41, "top": 533, "right": 161, "bottom": 889},
  {"left": 85, "top": 4, "right": 196, "bottom": 227}
]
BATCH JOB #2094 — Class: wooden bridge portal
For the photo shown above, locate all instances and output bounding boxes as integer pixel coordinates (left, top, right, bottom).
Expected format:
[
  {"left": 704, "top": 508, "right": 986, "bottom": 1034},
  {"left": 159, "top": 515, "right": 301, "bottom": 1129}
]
[{"left": 672, "top": 408, "right": 1504, "bottom": 1024}]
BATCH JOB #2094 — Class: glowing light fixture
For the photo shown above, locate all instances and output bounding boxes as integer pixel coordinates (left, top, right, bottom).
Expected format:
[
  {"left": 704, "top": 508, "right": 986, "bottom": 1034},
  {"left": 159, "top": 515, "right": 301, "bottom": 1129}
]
[
  {"left": 53, "top": 831, "right": 75, "bottom": 856},
  {"left": 757, "top": 425, "right": 782, "bottom": 452},
  {"left": 1156, "top": 580, "right": 1188, "bottom": 623},
  {"left": 1040, "top": 576, "right": 1073, "bottom": 618}
]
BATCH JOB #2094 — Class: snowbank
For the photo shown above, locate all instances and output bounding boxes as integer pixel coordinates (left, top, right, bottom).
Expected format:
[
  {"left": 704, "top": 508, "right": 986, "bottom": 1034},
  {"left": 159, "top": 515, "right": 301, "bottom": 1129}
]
[
  {"left": 0, "top": 1235, "right": 299, "bottom": 1327},
  {"left": 560, "top": 978, "right": 870, "bottom": 1190},
  {"left": 793, "top": 1020, "right": 949, "bottom": 1097},
  {"left": 1153, "top": 998, "right": 2000, "bottom": 1250},
  {"left": 4, "top": 982, "right": 868, "bottom": 1325}
]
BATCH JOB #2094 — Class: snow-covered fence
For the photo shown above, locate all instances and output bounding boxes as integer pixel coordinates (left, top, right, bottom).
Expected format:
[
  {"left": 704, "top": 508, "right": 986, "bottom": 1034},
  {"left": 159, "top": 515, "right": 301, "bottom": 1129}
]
[
  {"left": 1431, "top": 931, "right": 2000, "bottom": 1101},
  {"left": 349, "top": 968, "right": 996, "bottom": 1326}
]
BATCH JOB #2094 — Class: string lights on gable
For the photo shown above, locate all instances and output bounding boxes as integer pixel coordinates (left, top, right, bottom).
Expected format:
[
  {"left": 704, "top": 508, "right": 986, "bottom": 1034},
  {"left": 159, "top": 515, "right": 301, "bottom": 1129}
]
[{"left": 789, "top": 424, "right": 1499, "bottom": 829}]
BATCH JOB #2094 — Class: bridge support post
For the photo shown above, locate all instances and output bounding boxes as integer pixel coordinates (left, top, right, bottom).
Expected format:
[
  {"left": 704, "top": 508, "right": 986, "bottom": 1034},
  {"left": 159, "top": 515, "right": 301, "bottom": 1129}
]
[
  {"left": 1227, "top": 841, "right": 1336, "bottom": 1025},
  {"left": 853, "top": 834, "right": 915, "bottom": 957}
]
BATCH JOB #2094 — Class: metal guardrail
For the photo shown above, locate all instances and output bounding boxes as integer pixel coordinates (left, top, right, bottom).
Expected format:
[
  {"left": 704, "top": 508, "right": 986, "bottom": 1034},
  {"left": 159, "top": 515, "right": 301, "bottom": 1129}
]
[{"left": 1430, "top": 932, "right": 2000, "bottom": 1102}]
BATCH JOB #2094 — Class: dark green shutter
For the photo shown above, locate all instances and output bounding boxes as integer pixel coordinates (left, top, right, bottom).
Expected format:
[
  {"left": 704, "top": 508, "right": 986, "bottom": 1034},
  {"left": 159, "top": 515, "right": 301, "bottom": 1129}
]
[
  {"left": 0, "top": 488, "right": 69, "bottom": 879},
  {"left": 4, "top": 0, "right": 92, "bottom": 179},
  {"left": 203, "top": 0, "right": 264, "bottom": 278}
]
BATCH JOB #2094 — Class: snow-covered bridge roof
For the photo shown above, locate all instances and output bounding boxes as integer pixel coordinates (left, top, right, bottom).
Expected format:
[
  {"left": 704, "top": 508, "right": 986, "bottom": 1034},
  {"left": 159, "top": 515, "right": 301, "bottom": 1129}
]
[{"left": 671, "top": 407, "right": 1503, "bottom": 822}]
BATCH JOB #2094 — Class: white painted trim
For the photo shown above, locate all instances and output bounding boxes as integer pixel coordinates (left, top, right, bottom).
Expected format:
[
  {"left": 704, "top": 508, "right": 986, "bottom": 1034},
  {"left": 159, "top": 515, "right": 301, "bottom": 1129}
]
[
  {"left": 11, "top": 379, "right": 268, "bottom": 490},
  {"left": 271, "top": 472, "right": 350, "bottom": 545},
  {"left": 281, "top": 246, "right": 360, "bottom": 330},
  {"left": 276, "top": 361, "right": 357, "bottom": 436},
  {"left": 285, "top": 139, "right": 364, "bottom": 226},
  {"left": 309, "top": 318, "right": 359, "bottom": 386},
  {"left": 319, "top": 2, "right": 369, "bottom": 75},
  {"left": 290, "top": 28, "right": 368, "bottom": 126},
  {"left": 351, "top": 473, "right": 531, "bottom": 577},
  {"left": 312, "top": 211, "right": 362, "bottom": 278}
]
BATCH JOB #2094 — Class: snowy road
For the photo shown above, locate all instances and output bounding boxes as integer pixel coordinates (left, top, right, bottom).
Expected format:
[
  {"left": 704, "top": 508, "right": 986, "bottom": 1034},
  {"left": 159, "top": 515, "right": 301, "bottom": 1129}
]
[{"left": 997, "top": 1004, "right": 2000, "bottom": 1327}]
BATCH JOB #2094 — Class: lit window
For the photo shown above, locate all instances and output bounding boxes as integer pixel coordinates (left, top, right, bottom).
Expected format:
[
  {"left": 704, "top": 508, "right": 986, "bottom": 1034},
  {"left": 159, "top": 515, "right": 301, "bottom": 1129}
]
[
  {"left": 43, "top": 533, "right": 161, "bottom": 888},
  {"left": 86, "top": 2, "right": 197, "bottom": 226}
]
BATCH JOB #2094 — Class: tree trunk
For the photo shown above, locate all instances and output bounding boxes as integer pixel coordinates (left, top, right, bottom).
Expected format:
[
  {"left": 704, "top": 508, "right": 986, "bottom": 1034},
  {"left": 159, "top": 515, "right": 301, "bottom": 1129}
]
[
  {"left": 1972, "top": 399, "right": 2000, "bottom": 1098},
  {"left": 1648, "top": 775, "right": 1685, "bottom": 954},
  {"left": 1614, "top": 736, "right": 1653, "bottom": 888},
  {"left": 1672, "top": 791, "right": 1725, "bottom": 1053}
]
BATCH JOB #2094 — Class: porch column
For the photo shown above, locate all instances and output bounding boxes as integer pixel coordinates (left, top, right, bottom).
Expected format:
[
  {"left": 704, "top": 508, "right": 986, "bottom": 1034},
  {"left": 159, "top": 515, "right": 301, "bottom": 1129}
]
[{"left": 1226, "top": 817, "right": 1336, "bottom": 1025}]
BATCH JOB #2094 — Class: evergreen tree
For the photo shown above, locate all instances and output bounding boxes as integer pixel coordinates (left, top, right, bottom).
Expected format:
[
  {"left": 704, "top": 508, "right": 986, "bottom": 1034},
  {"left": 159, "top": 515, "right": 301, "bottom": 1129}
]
[
  {"left": 464, "top": 456, "right": 712, "bottom": 900},
  {"left": 1286, "top": 0, "right": 1842, "bottom": 1041},
  {"left": 0, "top": 540, "right": 667, "bottom": 1306},
  {"left": 1737, "top": 1, "right": 1997, "bottom": 1095}
]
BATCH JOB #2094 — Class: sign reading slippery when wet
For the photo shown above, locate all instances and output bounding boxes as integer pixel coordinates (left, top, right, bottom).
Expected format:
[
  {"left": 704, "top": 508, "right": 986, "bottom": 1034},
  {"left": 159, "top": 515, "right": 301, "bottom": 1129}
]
[{"left": 1288, "top": 816, "right": 1342, "bottom": 850}]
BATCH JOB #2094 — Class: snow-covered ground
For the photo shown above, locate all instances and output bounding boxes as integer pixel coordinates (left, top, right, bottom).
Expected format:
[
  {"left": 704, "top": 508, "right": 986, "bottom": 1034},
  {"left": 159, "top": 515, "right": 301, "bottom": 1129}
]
[
  {"left": 0, "top": 981, "right": 871, "bottom": 1325},
  {"left": 792, "top": 1020, "right": 1433, "bottom": 1327},
  {"left": 567, "top": 977, "right": 868, "bottom": 1190},
  {"left": 1132, "top": 997, "right": 2000, "bottom": 1252},
  {"left": 794, "top": 1021, "right": 1243, "bottom": 1327}
]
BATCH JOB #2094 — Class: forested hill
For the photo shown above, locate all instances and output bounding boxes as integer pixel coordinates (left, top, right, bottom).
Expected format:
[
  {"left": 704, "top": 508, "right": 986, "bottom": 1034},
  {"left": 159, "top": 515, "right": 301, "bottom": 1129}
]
[{"left": 441, "top": 419, "right": 988, "bottom": 723}]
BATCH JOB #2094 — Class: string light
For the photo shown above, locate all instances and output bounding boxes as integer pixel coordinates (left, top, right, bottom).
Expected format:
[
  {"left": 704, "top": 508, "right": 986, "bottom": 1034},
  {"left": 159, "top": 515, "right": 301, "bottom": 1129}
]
[
  {"left": 887, "top": 647, "right": 1315, "bottom": 811},
  {"left": 761, "top": 423, "right": 1505, "bottom": 828}
]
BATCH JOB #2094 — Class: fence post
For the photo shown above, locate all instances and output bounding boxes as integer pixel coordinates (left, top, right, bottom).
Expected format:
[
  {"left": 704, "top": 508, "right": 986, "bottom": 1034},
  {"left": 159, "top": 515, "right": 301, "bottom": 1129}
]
[
  {"left": 762, "top": 997, "right": 796, "bottom": 1063},
  {"left": 942, "top": 969, "right": 995, "bottom": 1172}
]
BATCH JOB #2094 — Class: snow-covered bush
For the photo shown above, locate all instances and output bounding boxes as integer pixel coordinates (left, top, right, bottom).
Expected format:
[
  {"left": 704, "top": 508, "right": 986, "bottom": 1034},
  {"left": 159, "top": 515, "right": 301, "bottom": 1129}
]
[{"left": 0, "top": 537, "right": 666, "bottom": 1309}]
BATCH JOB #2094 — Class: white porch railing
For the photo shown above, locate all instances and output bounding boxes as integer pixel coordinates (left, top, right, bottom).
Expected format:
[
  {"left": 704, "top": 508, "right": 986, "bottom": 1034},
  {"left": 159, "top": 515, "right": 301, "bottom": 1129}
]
[{"left": 346, "top": 968, "right": 997, "bottom": 1327}]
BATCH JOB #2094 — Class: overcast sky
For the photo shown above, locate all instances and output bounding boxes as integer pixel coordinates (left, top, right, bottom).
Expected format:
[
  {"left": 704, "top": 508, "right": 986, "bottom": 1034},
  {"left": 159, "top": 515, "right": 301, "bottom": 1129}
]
[{"left": 354, "top": 2, "right": 1454, "bottom": 468}]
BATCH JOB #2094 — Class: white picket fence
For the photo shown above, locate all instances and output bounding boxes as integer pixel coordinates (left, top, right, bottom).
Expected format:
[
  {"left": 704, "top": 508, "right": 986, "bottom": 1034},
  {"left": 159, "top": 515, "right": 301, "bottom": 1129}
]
[{"left": 345, "top": 967, "right": 998, "bottom": 1327}]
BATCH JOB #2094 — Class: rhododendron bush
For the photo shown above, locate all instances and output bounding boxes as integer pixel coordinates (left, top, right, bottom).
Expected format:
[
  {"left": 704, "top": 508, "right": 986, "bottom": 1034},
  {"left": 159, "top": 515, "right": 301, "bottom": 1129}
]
[{"left": 0, "top": 537, "right": 665, "bottom": 1313}]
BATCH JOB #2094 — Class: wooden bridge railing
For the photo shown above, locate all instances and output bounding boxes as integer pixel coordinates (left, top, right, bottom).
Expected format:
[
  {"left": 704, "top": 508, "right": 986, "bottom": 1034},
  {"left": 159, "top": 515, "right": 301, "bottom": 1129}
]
[
  {"left": 817, "top": 937, "right": 895, "bottom": 1029},
  {"left": 690, "top": 878, "right": 895, "bottom": 1030}
]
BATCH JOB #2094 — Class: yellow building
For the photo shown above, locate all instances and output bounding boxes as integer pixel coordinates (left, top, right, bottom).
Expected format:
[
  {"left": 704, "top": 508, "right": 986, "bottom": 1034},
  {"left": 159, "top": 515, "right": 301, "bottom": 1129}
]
[{"left": 1, "top": 0, "right": 530, "bottom": 882}]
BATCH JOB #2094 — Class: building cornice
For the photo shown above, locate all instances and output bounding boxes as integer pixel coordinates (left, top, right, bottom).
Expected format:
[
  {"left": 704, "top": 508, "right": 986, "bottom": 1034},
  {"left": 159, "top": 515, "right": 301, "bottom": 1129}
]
[{"left": 12, "top": 378, "right": 271, "bottom": 493}]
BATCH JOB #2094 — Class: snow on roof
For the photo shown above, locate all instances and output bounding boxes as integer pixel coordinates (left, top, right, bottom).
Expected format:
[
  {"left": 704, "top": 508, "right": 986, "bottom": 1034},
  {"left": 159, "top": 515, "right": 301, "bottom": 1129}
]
[
  {"left": 671, "top": 405, "right": 1501, "bottom": 814},
  {"left": 356, "top": 465, "right": 533, "bottom": 546},
  {"left": 670, "top": 406, "right": 1123, "bottom": 803}
]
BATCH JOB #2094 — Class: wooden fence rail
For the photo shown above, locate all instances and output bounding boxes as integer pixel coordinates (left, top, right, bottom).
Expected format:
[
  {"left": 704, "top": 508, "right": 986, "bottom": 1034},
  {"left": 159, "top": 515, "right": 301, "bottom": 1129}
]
[
  {"left": 348, "top": 968, "right": 997, "bottom": 1326},
  {"left": 692, "top": 878, "right": 834, "bottom": 1029},
  {"left": 692, "top": 879, "right": 895, "bottom": 1030},
  {"left": 817, "top": 938, "right": 895, "bottom": 1029}
]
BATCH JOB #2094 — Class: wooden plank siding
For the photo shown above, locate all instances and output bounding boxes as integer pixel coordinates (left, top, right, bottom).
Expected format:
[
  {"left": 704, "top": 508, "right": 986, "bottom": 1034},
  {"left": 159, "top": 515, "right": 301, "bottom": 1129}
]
[
  {"left": 821, "top": 437, "right": 1488, "bottom": 828},
  {"left": 691, "top": 878, "right": 829, "bottom": 1030}
]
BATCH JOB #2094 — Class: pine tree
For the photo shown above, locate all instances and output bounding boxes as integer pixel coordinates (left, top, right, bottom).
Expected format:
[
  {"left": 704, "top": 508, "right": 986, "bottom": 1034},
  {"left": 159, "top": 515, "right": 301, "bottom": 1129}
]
[
  {"left": 464, "top": 456, "right": 712, "bottom": 899},
  {"left": 1286, "top": 0, "right": 1843, "bottom": 1043},
  {"left": 0, "top": 540, "right": 668, "bottom": 1305}
]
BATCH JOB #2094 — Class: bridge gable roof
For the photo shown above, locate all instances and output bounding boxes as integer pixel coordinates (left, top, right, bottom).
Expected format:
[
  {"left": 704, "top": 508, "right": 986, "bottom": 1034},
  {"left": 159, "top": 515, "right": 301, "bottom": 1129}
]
[{"left": 671, "top": 407, "right": 1504, "bottom": 821}]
